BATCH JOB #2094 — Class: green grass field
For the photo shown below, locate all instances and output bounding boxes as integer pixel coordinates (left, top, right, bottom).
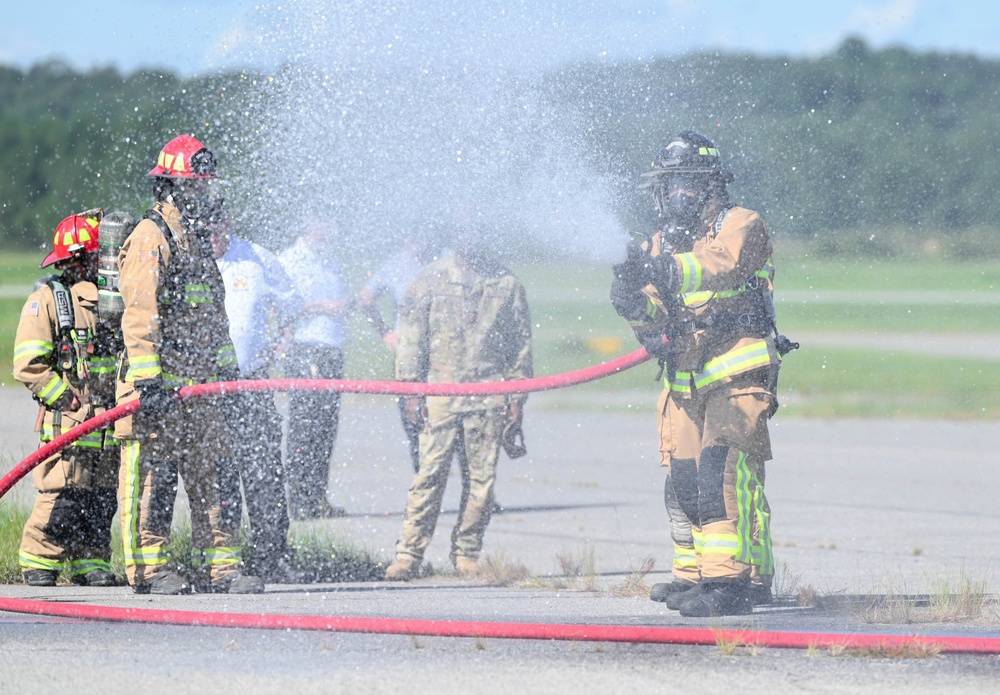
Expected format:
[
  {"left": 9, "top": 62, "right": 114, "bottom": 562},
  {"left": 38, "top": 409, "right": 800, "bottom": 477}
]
[{"left": 2, "top": 251, "right": 999, "bottom": 418}]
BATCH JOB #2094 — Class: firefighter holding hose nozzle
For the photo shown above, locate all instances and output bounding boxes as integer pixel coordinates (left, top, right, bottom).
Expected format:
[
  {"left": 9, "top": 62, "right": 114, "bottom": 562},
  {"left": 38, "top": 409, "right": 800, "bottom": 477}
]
[{"left": 611, "top": 130, "right": 795, "bottom": 617}]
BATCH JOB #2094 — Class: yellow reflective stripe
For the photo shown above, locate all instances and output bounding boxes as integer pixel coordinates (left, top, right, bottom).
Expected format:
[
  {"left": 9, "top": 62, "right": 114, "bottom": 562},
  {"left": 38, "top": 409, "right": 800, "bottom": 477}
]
[
  {"left": 698, "top": 147, "right": 719, "bottom": 156},
  {"left": 14, "top": 339, "right": 53, "bottom": 362},
  {"left": 120, "top": 441, "right": 145, "bottom": 568},
  {"left": 662, "top": 341, "right": 775, "bottom": 391},
  {"left": 667, "top": 372, "right": 693, "bottom": 394},
  {"left": 129, "top": 354, "right": 161, "bottom": 380},
  {"left": 127, "top": 548, "right": 170, "bottom": 566},
  {"left": 692, "top": 526, "right": 705, "bottom": 554},
  {"left": 682, "top": 290, "right": 715, "bottom": 305},
  {"left": 216, "top": 344, "right": 238, "bottom": 369},
  {"left": 185, "top": 283, "right": 213, "bottom": 304},
  {"left": 700, "top": 533, "right": 740, "bottom": 555},
  {"left": 19, "top": 551, "right": 64, "bottom": 572},
  {"left": 734, "top": 450, "right": 755, "bottom": 565},
  {"left": 38, "top": 375, "right": 68, "bottom": 406},
  {"left": 162, "top": 373, "right": 197, "bottom": 389},
  {"left": 67, "top": 558, "right": 113, "bottom": 576},
  {"left": 753, "top": 469, "right": 774, "bottom": 576},
  {"left": 673, "top": 546, "right": 697, "bottom": 569},
  {"left": 693, "top": 340, "right": 771, "bottom": 390},
  {"left": 89, "top": 356, "right": 117, "bottom": 375},
  {"left": 682, "top": 286, "right": 747, "bottom": 306},
  {"left": 40, "top": 425, "right": 105, "bottom": 447},
  {"left": 675, "top": 253, "right": 702, "bottom": 293},
  {"left": 201, "top": 547, "right": 241, "bottom": 566}
]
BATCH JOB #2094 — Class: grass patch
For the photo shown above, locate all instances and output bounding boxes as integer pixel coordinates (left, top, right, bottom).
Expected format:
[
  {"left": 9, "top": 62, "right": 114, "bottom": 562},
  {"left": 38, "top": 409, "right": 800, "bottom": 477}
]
[
  {"left": 0, "top": 501, "right": 382, "bottom": 585},
  {"left": 779, "top": 348, "right": 1000, "bottom": 419},
  {"left": 831, "top": 642, "right": 943, "bottom": 660},
  {"left": 713, "top": 630, "right": 766, "bottom": 657},
  {"left": 285, "top": 527, "right": 384, "bottom": 582},
  {"left": 781, "top": 302, "right": 1000, "bottom": 334},
  {"left": 552, "top": 545, "right": 599, "bottom": 591},
  {"left": 0, "top": 502, "right": 29, "bottom": 583},
  {"left": 0, "top": 253, "right": 47, "bottom": 287},
  {"left": 608, "top": 555, "right": 655, "bottom": 598},
  {"left": 476, "top": 551, "right": 531, "bottom": 586},
  {"left": 854, "top": 567, "right": 994, "bottom": 625},
  {"left": 927, "top": 569, "right": 991, "bottom": 622}
]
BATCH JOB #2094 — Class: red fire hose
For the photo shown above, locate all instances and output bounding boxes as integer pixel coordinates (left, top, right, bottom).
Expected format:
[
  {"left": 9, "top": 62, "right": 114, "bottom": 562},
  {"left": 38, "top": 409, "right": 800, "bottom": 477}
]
[
  {"left": 1, "top": 595, "right": 998, "bottom": 654},
  {"left": 0, "top": 348, "right": 650, "bottom": 499},
  {"left": 3, "top": 347, "right": 999, "bottom": 655}
]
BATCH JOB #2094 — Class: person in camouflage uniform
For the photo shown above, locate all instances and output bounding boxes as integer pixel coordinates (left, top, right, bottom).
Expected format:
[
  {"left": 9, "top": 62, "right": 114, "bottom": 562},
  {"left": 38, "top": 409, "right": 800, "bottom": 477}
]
[{"left": 384, "top": 228, "right": 533, "bottom": 581}]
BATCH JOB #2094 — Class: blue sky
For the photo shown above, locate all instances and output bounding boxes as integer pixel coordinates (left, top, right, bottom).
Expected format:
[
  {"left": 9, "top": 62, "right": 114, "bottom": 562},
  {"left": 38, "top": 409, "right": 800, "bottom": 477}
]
[{"left": 7, "top": 0, "right": 1000, "bottom": 77}]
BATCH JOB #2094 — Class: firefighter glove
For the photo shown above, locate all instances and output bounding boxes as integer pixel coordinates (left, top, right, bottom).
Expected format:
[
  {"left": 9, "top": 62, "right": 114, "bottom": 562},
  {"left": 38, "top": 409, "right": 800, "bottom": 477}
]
[
  {"left": 636, "top": 328, "right": 672, "bottom": 361},
  {"left": 610, "top": 276, "right": 649, "bottom": 321},
  {"left": 133, "top": 378, "right": 176, "bottom": 433},
  {"left": 135, "top": 378, "right": 174, "bottom": 416},
  {"left": 649, "top": 253, "right": 680, "bottom": 296}
]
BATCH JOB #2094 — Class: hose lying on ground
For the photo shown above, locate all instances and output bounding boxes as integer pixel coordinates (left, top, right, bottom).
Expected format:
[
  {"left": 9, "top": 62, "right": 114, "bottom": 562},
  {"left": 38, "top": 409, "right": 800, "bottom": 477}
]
[{"left": 3, "top": 346, "right": 999, "bottom": 655}]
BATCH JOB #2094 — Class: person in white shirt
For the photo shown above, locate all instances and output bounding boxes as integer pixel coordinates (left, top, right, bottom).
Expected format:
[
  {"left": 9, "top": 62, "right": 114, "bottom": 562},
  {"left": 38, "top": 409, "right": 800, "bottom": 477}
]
[
  {"left": 357, "top": 231, "right": 441, "bottom": 472},
  {"left": 211, "top": 211, "right": 305, "bottom": 581},
  {"left": 277, "top": 220, "right": 352, "bottom": 520}
]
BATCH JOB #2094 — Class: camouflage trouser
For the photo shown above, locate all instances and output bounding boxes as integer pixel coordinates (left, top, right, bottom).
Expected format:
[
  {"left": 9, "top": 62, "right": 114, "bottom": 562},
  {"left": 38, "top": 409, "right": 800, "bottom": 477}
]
[
  {"left": 395, "top": 407, "right": 502, "bottom": 565},
  {"left": 658, "top": 371, "right": 775, "bottom": 584}
]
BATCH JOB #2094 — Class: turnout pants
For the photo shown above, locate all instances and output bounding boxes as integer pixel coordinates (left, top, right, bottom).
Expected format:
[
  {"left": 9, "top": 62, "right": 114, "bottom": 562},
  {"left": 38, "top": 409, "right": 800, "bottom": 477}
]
[
  {"left": 19, "top": 443, "right": 118, "bottom": 579},
  {"left": 395, "top": 406, "right": 502, "bottom": 565},
  {"left": 658, "top": 371, "right": 774, "bottom": 584},
  {"left": 284, "top": 343, "right": 343, "bottom": 519},
  {"left": 218, "top": 377, "right": 292, "bottom": 573},
  {"left": 119, "top": 397, "right": 242, "bottom": 587}
]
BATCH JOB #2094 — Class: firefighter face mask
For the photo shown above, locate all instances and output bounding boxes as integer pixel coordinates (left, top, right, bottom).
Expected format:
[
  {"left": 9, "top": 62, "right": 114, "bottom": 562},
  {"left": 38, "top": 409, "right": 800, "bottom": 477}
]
[
  {"left": 654, "top": 174, "right": 709, "bottom": 230},
  {"left": 174, "top": 179, "right": 225, "bottom": 223}
]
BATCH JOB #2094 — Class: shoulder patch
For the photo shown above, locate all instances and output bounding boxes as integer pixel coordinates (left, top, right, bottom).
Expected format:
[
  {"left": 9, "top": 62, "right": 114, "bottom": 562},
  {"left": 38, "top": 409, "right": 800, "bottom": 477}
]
[
  {"left": 138, "top": 249, "right": 159, "bottom": 262},
  {"left": 22, "top": 301, "right": 39, "bottom": 317}
]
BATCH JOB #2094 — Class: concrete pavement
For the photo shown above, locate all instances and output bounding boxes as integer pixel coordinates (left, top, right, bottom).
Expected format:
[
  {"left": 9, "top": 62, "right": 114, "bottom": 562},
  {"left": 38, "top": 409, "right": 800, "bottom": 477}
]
[{"left": 2, "top": 386, "right": 999, "bottom": 693}]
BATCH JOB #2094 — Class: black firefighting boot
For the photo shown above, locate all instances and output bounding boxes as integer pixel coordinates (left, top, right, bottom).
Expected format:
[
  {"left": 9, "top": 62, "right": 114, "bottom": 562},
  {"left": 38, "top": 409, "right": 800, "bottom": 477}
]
[
  {"left": 71, "top": 569, "right": 119, "bottom": 587},
  {"left": 211, "top": 571, "right": 265, "bottom": 594},
  {"left": 677, "top": 581, "right": 752, "bottom": 618},
  {"left": 134, "top": 570, "right": 192, "bottom": 595},
  {"left": 650, "top": 578, "right": 698, "bottom": 603},
  {"left": 665, "top": 581, "right": 705, "bottom": 610},
  {"left": 23, "top": 569, "right": 58, "bottom": 587},
  {"left": 750, "top": 582, "right": 773, "bottom": 605}
]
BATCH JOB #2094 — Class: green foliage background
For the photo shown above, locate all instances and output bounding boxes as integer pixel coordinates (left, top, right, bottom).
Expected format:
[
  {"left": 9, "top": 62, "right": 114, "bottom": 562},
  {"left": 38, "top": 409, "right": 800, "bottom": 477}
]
[{"left": 2, "top": 38, "right": 1000, "bottom": 253}]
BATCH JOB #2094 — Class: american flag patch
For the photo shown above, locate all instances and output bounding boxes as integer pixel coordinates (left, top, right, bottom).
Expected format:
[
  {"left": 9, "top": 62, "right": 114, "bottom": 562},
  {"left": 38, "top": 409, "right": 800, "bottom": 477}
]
[
  {"left": 138, "top": 249, "right": 159, "bottom": 261},
  {"left": 22, "top": 301, "right": 39, "bottom": 317}
]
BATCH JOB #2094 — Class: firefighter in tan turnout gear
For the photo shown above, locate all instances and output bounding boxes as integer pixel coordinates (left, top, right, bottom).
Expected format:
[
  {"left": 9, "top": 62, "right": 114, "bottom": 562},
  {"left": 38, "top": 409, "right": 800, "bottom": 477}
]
[
  {"left": 115, "top": 134, "right": 263, "bottom": 595},
  {"left": 611, "top": 130, "right": 793, "bottom": 617},
  {"left": 14, "top": 212, "right": 120, "bottom": 587},
  {"left": 384, "top": 226, "right": 533, "bottom": 581}
]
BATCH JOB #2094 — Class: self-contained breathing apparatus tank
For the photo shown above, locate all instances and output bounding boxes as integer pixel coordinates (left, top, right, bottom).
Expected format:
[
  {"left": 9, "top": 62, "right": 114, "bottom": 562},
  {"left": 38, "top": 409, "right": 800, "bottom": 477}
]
[{"left": 97, "top": 211, "right": 137, "bottom": 335}]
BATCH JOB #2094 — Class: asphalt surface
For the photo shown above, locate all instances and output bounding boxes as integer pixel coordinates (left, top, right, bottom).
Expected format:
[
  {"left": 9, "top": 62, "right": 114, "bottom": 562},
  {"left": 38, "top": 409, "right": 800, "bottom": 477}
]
[{"left": 1, "top": 386, "right": 999, "bottom": 693}]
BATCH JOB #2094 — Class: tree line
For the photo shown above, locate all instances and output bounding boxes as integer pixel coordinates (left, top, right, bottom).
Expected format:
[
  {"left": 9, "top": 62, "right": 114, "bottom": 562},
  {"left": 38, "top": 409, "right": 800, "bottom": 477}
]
[{"left": 2, "top": 37, "right": 998, "bottom": 256}]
